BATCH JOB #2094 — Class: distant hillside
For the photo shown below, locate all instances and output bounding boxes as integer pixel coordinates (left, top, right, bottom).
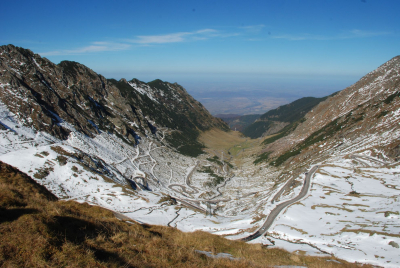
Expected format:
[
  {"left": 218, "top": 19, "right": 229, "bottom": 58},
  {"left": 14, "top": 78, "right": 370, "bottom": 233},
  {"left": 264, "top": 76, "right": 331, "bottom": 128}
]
[
  {"left": 242, "top": 96, "right": 332, "bottom": 139},
  {"left": 216, "top": 114, "right": 260, "bottom": 132}
]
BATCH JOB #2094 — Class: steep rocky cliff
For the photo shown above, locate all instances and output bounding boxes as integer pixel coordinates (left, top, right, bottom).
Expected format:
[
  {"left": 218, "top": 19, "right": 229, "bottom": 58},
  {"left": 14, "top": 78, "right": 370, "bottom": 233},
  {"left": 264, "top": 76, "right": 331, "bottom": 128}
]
[{"left": 0, "top": 44, "right": 228, "bottom": 156}]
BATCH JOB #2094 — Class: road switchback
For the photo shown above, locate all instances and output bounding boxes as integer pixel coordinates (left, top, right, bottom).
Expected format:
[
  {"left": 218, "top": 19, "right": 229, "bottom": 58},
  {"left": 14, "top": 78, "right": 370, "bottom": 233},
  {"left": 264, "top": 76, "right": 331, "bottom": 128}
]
[{"left": 241, "top": 165, "right": 319, "bottom": 242}]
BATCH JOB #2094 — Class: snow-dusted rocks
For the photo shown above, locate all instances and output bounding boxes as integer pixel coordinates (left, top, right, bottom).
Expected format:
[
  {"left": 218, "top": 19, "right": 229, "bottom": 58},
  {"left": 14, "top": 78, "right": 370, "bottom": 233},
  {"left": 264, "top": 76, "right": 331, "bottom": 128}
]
[{"left": 1, "top": 45, "right": 400, "bottom": 267}]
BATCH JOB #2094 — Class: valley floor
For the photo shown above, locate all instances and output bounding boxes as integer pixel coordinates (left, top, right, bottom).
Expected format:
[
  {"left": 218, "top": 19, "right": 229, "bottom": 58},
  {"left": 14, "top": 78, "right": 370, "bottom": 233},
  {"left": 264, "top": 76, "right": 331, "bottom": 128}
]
[{"left": 1, "top": 102, "right": 400, "bottom": 267}]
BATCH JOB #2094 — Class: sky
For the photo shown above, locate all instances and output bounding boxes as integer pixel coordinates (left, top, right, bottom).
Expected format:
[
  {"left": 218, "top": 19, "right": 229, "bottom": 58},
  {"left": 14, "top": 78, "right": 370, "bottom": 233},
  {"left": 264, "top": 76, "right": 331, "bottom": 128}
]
[{"left": 1, "top": 0, "right": 400, "bottom": 98}]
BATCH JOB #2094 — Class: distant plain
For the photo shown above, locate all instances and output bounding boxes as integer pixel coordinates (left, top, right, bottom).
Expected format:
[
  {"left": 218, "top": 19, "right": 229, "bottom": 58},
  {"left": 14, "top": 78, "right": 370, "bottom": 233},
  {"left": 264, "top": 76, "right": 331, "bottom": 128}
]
[{"left": 190, "top": 90, "right": 296, "bottom": 115}]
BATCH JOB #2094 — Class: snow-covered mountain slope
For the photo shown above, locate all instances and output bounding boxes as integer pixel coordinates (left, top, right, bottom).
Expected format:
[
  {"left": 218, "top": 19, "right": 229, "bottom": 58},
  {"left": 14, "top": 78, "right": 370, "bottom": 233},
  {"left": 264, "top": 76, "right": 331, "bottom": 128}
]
[
  {"left": 247, "top": 55, "right": 400, "bottom": 267},
  {"left": 0, "top": 44, "right": 228, "bottom": 156},
  {"left": 255, "top": 156, "right": 400, "bottom": 267},
  {"left": 1, "top": 45, "right": 400, "bottom": 267},
  {"left": 262, "top": 55, "right": 400, "bottom": 165}
]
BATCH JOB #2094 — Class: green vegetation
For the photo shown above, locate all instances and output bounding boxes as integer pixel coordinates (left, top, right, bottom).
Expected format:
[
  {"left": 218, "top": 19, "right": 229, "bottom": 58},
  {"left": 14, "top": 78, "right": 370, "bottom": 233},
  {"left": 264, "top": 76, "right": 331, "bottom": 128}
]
[
  {"left": 377, "top": 110, "right": 389, "bottom": 118},
  {"left": 270, "top": 149, "right": 301, "bottom": 167},
  {"left": 262, "top": 131, "right": 287, "bottom": 145},
  {"left": 206, "top": 156, "right": 233, "bottom": 169},
  {"left": 224, "top": 161, "right": 234, "bottom": 169},
  {"left": 166, "top": 131, "right": 205, "bottom": 157},
  {"left": 261, "top": 122, "right": 300, "bottom": 145},
  {"left": 253, "top": 151, "right": 272, "bottom": 165},
  {"left": 243, "top": 94, "right": 337, "bottom": 139},
  {"left": 207, "top": 156, "right": 223, "bottom": 166},
  {"left": 242, "top": 121, "right": 273, "bottom": 139},
  {"left": 201, "top": 166, "right": 225, "bottom": 187},
  {"left": 260, "top": 96, "right": 334, "bottom": 122},
  {"left": 268, "top": 109, "right": 365, "bottom": 166},
  {"left": 383, "top": 91, "right": 400, "bottom": 104}
]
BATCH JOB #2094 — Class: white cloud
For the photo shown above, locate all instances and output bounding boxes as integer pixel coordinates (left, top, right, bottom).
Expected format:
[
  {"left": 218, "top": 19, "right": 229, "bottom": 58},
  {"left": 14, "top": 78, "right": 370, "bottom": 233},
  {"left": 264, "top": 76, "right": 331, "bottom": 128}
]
[
  {"left": 195, "top": 29, "right": 218, "bottom": 34},
  {"left": 127, "top": 28, "right": 223, "bottom": 44},
  {"left": 133, "top": 32, "right": 190, "bottom": 44},
  {"left": 38, "top": 26, "right": 259, "bottom": 56},
  {"left": 40, "top": 42, "right": 131, "bottom": 56}
]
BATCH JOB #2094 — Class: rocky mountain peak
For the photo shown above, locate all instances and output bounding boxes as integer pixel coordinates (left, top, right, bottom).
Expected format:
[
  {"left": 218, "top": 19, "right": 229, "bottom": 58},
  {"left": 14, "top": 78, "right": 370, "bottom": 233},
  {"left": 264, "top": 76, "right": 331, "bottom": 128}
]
[{"left": 0, "top": 44, "right": 228, "bottom": 156}]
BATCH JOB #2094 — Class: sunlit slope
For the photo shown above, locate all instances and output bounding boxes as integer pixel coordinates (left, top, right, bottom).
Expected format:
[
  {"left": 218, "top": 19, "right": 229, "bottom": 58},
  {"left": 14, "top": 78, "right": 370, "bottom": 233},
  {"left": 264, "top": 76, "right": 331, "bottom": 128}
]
[
  {"left": 253, "top": 56, "right": 400, "bottom": 169},
  {"left": 198, "top": 128, "right": 262, "bottom": 165},
  {"left": 1, "top": 161, "right": 365, "bottom": 268}
]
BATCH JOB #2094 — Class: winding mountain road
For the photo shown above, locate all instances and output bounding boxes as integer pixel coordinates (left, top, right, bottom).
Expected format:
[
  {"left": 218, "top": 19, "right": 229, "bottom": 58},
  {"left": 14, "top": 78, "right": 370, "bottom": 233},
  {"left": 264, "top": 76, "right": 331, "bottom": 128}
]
[{"left": 241, "top": 165, "right": 319, "bottom": 242}]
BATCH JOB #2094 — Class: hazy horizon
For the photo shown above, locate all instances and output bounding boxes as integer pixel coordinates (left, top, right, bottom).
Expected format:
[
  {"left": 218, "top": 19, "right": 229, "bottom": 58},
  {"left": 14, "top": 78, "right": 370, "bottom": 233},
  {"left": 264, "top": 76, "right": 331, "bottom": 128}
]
[{"left": 2, "top": 0, "right": 399, "bottom": 114}]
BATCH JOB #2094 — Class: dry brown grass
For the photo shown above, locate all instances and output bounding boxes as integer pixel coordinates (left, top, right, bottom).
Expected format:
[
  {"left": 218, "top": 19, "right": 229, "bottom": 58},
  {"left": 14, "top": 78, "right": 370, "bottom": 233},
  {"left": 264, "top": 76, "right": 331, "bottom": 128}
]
[
  {"left": 199, "top": 128, "right": 247, "bottom": 151},
  {"left": 199, "top": 128, "right": 263, "bottom": 168},
  {"left": 0, "top": 161, "right": 373, "bottom": 268}
]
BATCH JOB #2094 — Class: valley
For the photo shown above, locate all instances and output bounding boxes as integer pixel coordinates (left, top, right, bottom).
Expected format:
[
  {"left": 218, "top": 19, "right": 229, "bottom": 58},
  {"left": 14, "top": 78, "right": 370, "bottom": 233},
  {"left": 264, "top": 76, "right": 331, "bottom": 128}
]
[{"left": 1, "top": 45, "right": 400, "bottom": 267}]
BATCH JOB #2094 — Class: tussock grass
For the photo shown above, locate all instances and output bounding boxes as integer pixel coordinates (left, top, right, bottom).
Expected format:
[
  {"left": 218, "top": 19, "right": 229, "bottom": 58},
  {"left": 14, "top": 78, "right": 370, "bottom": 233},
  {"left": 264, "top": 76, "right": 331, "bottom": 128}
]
[
  {"left": 311, "top": 204, "right": 354, "bottom": 212},
  {"left": 0, "top": 161, "right": 373, "bottom": 267}
]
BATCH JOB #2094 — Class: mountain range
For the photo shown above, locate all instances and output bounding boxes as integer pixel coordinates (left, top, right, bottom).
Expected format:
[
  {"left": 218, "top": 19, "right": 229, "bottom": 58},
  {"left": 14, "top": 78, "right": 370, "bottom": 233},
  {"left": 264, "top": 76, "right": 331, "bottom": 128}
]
[
  {"left": 0, "top": 45, "right": 228, "bottom": 157},
  {"left": 1, "top": 44, "right": 400, "bottom": 267}
]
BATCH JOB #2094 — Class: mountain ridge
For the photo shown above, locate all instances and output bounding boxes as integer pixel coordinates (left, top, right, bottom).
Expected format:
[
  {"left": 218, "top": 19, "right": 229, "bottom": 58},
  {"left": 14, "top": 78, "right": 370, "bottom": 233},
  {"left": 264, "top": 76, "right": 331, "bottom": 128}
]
[
  {"left": 242, "top": 95, "right": 333, "bottom": 139},
  {"left": 0, "top": 44, "right": 228, "bottom": 156},
  {"left": 258, "top": 55, "right": 400, "bottom": 166}
]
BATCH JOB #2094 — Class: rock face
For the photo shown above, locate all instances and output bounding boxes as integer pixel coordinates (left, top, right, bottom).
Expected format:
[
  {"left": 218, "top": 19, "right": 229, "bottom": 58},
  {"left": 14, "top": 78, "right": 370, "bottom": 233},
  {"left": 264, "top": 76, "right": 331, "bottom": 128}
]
[
  {"left": 0, "top": 44, "right": 228, "bottom": 156},
  {"left": 260, "top": 55, "right": 400, "bottom": 166}
]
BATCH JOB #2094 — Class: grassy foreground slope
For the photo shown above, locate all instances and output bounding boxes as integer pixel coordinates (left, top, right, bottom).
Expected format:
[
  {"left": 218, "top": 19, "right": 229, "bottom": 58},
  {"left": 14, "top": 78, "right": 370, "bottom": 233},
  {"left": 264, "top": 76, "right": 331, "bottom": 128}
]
[{"left": 0, "top": 161, "right": 371, "bottom": 268}]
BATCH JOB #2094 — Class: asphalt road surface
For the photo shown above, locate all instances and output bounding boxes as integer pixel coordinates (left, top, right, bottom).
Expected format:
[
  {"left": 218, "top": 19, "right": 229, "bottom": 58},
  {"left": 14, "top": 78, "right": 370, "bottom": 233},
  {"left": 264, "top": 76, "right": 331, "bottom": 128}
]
[{"left": 241, "top": 165, "right": 319, "bottom": 242}]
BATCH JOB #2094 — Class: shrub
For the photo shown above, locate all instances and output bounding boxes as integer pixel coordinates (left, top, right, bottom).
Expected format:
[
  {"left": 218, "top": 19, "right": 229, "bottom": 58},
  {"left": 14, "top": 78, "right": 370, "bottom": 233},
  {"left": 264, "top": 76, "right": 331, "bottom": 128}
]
[{"left": 56, "top": 156, "right": 68, "bottom": 166}]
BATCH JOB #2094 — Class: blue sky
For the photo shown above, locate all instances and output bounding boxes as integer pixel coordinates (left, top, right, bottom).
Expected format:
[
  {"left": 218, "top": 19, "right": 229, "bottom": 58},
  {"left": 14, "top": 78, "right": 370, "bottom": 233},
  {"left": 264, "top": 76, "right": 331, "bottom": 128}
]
[{"left": 1, "top": 0, "right": 399, "bottom": 97}]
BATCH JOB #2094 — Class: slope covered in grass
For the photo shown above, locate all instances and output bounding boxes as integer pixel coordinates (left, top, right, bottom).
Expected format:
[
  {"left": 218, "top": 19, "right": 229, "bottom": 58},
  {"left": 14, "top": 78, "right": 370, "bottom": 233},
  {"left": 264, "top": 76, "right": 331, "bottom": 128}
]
[{"left": 0, "top": 161, "right": 368, "bottom": 268}]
